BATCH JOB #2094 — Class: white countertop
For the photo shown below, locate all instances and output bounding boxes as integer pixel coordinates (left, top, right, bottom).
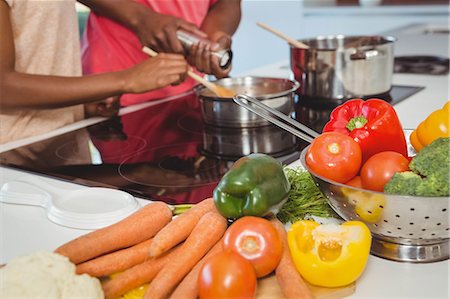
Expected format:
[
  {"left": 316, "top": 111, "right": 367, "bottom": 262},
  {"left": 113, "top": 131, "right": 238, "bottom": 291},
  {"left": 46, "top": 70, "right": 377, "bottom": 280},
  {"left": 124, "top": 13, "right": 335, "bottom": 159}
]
[{"left": 1, "top": 24, "right": 449, "bottom": 298}]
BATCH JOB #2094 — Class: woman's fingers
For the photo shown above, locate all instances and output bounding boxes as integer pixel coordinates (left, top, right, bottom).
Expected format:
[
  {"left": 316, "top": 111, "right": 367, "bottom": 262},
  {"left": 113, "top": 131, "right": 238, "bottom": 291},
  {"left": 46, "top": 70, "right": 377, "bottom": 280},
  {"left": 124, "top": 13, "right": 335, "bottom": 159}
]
[{"left": 123, "top": 53, "right": 188, "bottom": 93}]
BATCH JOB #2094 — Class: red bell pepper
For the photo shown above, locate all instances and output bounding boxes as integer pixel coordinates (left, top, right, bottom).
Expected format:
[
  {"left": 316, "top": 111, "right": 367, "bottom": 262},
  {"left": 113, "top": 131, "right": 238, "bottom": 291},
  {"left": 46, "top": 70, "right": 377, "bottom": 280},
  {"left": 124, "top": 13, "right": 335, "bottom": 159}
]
[{"left": 323, "top": 98, "right": 408, "bottom": 163}]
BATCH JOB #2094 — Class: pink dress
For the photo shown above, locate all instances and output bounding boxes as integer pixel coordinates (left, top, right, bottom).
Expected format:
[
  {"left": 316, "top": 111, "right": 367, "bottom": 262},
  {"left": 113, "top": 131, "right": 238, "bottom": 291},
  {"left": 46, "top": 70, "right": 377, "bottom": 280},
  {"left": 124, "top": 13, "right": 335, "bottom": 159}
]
[{"left": 81, "top": 0, "right": 216, "bottom": 106}]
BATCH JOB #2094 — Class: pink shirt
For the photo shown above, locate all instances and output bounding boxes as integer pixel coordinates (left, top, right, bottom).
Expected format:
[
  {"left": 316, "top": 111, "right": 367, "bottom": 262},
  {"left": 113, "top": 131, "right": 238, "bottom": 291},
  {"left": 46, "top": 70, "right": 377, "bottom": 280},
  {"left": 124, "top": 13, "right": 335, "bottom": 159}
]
[{"left": 81, "top": 0, "right": 217, "bottom": 106}]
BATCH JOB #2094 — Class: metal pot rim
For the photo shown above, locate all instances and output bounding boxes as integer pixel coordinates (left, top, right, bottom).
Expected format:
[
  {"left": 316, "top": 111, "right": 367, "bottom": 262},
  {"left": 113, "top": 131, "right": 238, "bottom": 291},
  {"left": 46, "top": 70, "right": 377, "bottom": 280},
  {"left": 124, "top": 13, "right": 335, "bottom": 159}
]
[
  {"left": 195, "top": 76, "right": 300, "bottom": 101},
  {"left": 290, "top": 35, "right": 397, "bottom": 51}
]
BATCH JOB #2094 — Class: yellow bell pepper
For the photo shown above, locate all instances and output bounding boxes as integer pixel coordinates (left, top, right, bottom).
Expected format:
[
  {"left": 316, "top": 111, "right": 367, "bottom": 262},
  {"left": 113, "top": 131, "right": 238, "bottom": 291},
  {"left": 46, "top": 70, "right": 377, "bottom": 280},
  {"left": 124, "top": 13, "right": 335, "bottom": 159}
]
[
  {"left": 342, "top": 187, "right": 386, "bottom": 223},
  {"left": 287, "top": 220, "right": 371, "bottom": 288},
  {"left": 410, "top": 101, "right": 450, "bottom": 152}
]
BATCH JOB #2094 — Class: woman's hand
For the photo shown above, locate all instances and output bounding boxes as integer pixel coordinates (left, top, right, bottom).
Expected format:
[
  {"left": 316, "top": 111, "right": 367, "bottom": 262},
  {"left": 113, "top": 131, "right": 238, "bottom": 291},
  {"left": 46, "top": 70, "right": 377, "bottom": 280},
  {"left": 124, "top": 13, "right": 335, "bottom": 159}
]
[
  {"left": 187, "top": 31, "right": 232, "bottom": 78},
  {"left": 121, "top": 53, "right": 188, "bottom": 94},
  {"left": 84, "top": 97, "right": 120, "bottom": 118}
]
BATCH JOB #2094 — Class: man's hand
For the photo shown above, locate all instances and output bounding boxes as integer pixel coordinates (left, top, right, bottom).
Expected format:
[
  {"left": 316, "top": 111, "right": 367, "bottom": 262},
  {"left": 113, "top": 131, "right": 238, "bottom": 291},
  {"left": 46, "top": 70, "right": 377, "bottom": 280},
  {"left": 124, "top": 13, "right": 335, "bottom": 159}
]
[
  {"left": 134, "top": 10, "right": 206, "bottom": 54},
  {"left": 187, "top": 31, "right": 232, "bottom": 78}
]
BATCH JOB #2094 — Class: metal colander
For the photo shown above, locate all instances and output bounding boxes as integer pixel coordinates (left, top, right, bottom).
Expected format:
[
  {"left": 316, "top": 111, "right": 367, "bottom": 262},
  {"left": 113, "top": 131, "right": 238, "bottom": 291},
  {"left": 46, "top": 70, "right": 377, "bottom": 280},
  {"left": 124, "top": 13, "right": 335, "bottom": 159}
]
[{"left": 299, "top": 148, "right": 450, "bottom": 263}]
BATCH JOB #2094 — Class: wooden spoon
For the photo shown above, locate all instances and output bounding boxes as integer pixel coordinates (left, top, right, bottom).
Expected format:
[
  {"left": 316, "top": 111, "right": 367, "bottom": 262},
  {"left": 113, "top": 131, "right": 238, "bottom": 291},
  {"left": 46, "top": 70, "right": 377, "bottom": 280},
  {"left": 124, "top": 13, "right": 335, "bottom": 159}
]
[
  {"left": 142, "top": 46, "right": 236, "bottom": 98},
  {"left": 256, "top": 22, "right": 309, "bottom": 49}
]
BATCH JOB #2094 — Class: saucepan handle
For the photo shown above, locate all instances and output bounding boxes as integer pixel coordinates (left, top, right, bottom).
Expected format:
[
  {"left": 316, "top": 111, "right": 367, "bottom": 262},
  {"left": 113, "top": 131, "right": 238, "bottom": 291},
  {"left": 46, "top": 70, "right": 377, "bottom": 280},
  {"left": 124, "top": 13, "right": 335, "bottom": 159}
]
[{"left": 232, "top": 94, "right": 319, "bottom": 143}]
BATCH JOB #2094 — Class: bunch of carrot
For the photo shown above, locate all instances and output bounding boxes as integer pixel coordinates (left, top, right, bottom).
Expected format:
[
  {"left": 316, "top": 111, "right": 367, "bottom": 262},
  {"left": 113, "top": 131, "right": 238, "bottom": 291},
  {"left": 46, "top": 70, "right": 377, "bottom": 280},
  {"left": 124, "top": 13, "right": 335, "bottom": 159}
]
[{"left": 54, "top": 198, "right": 313, "bottom": 299}]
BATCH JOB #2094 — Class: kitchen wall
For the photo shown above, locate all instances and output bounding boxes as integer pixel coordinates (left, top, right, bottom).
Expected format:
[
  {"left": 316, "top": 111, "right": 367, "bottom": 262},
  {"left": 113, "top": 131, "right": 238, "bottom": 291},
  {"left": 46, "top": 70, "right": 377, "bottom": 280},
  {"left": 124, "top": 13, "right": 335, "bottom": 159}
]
[
  {"left": 231, "top": 0, "right": 449, "bottom": 75},
  {"left": 231, "top": 0, "right": 304, "bottom": 75}
]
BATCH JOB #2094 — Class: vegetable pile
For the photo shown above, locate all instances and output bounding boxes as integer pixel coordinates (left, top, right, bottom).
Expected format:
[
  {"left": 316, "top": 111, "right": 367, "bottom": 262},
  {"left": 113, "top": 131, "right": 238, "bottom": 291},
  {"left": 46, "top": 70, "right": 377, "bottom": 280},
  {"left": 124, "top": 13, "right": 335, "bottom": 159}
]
[
  {"left": 307, "top": 98, "right": 450, "bottom": 197},
  {"left": 54, "top": 198, "right": 314, "bottom": 299},
  {"left": 323, "top": 98, "right": 408, "bottom": 163},
  {"left": 212, "top": 153, "right": 338, "bottom": 225}
]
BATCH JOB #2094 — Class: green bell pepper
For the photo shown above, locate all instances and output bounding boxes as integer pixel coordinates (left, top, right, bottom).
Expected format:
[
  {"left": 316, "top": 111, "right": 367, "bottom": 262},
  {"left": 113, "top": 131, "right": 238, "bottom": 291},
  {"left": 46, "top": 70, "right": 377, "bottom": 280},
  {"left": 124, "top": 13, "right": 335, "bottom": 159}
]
[{"left": 213, "top": 153, "right": 290, "bottom": 219}]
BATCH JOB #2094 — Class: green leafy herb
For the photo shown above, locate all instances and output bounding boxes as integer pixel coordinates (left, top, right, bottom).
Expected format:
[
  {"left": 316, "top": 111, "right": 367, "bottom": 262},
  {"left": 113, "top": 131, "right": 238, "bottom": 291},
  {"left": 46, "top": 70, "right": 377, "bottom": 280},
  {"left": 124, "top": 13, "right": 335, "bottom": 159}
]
[{"left": 277, "top": 167, "right": 339, "bottom": 224}]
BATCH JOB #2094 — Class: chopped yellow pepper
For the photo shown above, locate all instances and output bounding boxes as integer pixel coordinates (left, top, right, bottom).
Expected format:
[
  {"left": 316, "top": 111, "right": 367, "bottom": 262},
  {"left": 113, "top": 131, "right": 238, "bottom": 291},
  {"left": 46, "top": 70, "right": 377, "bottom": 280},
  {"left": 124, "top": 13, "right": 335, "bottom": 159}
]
[
  {"left": 410, "top": 101, "right": 449, "bottom": 152},
  {"left": 287, "top": 220, "right": 371, "bottom": 288}
]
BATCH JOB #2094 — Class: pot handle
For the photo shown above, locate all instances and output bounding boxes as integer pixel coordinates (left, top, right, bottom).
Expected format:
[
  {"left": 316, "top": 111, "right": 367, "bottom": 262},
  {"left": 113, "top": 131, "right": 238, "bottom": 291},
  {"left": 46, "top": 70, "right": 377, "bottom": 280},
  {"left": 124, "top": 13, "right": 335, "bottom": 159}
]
[
  {"left": 350, "top": 49, "right": 380, "bottom": 60},
  {"left": 233, "top": 94, "right": 319, "bottom": 143}
]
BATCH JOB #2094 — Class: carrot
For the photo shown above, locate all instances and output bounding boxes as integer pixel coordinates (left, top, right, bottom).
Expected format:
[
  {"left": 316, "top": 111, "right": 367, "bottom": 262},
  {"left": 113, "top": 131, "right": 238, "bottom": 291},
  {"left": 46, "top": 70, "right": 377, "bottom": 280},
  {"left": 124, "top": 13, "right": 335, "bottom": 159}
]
[
  {"left": 143, "top": 211, "right": 228, "bottom": 299},
  {"left": 55, "top": 202, "right": 172, "bottom": 264},
  {"left": 149, "top": 197, "right": 216, "bottom": 258},
  {"left": 102, "top": 244, "right": 183, "bottom": 299},
  {"left": 169, "top": 237, "right": 224, "bottom": 299},
  {"left": 76, "top": 238, "right": 153, "bottom": 277},
  {"left": 271, "top": 218, "right": 314, "bottom": 299}
]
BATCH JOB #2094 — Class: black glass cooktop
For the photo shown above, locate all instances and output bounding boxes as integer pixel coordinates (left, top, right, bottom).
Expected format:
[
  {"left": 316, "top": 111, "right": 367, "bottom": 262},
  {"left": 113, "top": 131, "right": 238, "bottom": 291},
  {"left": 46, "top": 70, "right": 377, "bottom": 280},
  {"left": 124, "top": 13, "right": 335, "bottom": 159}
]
[{"left": 0, "top": 85, "right": 422, "bottom": 204}]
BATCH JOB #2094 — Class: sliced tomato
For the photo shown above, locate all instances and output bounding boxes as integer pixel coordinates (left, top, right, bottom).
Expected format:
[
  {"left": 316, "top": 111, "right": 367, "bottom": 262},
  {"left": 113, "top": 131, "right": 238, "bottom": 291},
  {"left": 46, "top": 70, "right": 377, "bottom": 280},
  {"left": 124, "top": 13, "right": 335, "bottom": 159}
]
[
  {"left": 198, "top": 250, "right": 257, "bottom": 299},
  {"left": 306, "top": 132, "right": 362, "bottom": 183},
  {"left": 223, "top": 216, "right": 283, "bottom": 277},
  {"left": 360, "top": 151, "right": 410, "bottom": 192}
]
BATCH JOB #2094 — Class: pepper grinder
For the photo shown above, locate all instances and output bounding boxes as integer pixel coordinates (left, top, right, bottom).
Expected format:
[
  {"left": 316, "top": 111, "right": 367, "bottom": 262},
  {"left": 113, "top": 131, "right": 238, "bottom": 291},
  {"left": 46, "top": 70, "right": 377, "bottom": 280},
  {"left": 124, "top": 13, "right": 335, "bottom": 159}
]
[{"left": 176, "top": 30, "right": 233, "bottom": 69}]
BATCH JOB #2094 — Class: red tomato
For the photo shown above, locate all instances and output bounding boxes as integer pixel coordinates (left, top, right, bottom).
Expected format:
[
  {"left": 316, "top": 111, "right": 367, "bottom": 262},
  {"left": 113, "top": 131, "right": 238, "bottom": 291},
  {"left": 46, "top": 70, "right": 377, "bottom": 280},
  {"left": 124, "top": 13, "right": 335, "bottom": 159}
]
[
  {"left": 198, "top": 250, "right": 257, "bottom": 299},
  {"left": 360, "top": 151, "right": 410, "bottom": 192},
  {"left": 306, "top": 132, "right": 362, "bottom": 183},
  {"left": 223, "top": 216, "right": 283, "bottom": 277},
  {"left": 346, "top": 176, "right": 363, "bottom": 188}
]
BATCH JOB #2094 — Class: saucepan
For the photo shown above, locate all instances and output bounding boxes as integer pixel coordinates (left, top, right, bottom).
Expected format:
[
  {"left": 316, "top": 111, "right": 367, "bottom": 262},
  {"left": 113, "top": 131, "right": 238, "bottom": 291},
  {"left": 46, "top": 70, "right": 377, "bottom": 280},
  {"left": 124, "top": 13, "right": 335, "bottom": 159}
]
[
  {"left": 233, "top": 94, "right": 449, "bottom": 263},
  {"left": 195, "top": 76, "right": 299, "bottom": 128},
  {"left": 291, "top": 35, "right": 396, "bottom": 102}
]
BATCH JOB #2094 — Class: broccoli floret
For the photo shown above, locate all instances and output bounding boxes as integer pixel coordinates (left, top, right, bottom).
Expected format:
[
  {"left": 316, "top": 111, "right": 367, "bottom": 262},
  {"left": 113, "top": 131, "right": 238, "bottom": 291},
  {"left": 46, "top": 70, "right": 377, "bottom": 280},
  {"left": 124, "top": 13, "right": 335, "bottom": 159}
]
[
  {"left": 384, "top": 137, "right": 450, "bottom": 197},
  {"left": 384, "top": 172, "right": 422, "bottom": 195},
  {"left": 415, "top": 175, "right": 449, "bottom": 197},
  {"left": 409, "top": 137, "right": 450, "bottom": 178}
]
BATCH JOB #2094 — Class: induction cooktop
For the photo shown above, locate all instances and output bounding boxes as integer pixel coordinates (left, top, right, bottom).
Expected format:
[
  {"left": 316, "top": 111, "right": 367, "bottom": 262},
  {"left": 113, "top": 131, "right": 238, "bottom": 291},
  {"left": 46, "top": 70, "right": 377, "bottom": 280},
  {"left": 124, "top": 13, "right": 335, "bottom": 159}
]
[{"left": 0, "top": 85, "right": 423, "bottom": 204}]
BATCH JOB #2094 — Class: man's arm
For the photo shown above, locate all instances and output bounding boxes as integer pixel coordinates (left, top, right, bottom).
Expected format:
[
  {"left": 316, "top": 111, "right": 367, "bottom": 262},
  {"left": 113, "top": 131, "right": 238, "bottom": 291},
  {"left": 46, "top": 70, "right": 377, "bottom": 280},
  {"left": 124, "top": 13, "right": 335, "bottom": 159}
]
[
  {"left": 78, "top": 0, "right": 146, "bottom": 35},
  {"left": 188, "top": 0, "right": 242, "bottom": 78},
  {"left": 201, "top": 0, "right": 242, "bottom": 38},
  {"left": 79, "top": 0, "right": 205, "bottom": 53}
]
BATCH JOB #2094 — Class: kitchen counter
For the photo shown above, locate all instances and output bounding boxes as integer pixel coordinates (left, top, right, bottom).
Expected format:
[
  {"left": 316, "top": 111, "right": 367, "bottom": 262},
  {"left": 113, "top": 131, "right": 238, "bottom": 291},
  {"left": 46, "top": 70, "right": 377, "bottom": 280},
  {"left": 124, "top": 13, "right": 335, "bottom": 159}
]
[{"left": 1, "top": 24, "right": 449, "bottom": 298}]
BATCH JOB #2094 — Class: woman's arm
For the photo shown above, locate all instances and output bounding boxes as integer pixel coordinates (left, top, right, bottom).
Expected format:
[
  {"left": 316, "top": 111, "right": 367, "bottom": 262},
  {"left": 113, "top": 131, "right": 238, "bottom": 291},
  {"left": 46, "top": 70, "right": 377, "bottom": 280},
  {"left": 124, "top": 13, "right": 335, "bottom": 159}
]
[{"left": 0, "top": 1, "right": 187, "bottom": 110}]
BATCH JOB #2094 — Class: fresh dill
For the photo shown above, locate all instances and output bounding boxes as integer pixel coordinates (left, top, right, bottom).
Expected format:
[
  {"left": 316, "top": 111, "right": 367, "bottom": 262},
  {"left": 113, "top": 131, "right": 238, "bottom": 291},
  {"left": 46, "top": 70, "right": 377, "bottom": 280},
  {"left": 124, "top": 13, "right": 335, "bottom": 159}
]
[{"left": 277, "top": 167, "right": 339, "bottom": 224}]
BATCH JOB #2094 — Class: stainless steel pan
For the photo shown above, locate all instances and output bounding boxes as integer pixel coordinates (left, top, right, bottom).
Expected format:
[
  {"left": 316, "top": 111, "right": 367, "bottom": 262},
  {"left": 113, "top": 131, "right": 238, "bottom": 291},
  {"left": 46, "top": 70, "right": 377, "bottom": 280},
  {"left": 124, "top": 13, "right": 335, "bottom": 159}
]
[
  {"left": 196, "top": 77, "right": 299, "bottom": 128},
  {"left": 291, "top": 35, "right": 396, "bottom": 102}
]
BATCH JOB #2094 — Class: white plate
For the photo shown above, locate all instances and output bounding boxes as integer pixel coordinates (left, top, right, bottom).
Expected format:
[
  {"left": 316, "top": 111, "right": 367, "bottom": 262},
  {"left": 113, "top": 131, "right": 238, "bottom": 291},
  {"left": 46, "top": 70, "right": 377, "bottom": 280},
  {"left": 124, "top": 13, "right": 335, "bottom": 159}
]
[{"left": 0, "top": 181, "right": 140, "bottom": 230}]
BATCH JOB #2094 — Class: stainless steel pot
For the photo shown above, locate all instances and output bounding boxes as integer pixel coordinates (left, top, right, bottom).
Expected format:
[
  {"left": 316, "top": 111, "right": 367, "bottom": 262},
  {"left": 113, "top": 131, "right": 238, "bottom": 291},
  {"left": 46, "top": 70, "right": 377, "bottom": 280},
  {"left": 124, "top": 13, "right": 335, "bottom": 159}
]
[
  {"left": 196, "top": 77, "right": 299, "bottom": 128},
  {"left": 291, "top": 35, "right": 396, "bottom": 101}
]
